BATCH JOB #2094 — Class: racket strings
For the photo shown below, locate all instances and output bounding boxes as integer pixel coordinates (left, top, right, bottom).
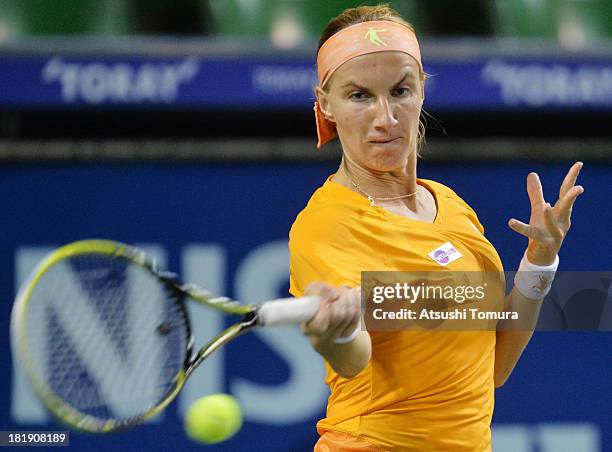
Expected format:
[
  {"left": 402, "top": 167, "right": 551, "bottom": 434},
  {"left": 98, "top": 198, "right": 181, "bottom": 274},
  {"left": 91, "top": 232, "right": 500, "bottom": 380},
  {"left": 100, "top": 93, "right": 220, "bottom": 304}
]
[{"left": 25, "top": 254, "right": 190, "bottom": 424}]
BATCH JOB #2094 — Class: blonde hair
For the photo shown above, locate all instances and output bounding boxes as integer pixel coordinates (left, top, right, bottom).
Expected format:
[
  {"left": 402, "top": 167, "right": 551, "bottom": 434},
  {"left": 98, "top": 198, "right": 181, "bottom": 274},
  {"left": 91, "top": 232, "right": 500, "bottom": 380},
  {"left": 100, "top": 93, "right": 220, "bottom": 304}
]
[{"left": 318, "top": 4, "right": 427, "bottom": 152}]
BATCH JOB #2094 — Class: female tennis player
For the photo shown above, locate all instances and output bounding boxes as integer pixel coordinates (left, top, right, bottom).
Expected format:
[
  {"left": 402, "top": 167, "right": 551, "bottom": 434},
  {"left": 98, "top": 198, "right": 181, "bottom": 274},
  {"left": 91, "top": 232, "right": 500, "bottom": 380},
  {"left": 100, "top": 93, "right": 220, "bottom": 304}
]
[{"left": 288, "top": 5, "right": 584, "bottom": 451}]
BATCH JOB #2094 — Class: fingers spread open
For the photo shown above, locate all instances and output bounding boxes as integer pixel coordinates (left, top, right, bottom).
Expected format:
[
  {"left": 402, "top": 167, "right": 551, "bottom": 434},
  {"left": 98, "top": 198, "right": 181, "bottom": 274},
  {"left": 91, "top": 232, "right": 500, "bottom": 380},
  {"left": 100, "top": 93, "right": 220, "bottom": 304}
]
[
  {"left": 543, "top": 204, "right": 563, "bottom": 239},
  {"left": 508, "top": 218, "right": 540, "bottom": 240},
  {"left": 556, "top": 185, "right": 584, "bottom": 225},
  {"left": 526, "top": 172, "right": 546, "bottom": 209},
  {"left": 558, "top": 161, "right": 583, "bottom": 200}
]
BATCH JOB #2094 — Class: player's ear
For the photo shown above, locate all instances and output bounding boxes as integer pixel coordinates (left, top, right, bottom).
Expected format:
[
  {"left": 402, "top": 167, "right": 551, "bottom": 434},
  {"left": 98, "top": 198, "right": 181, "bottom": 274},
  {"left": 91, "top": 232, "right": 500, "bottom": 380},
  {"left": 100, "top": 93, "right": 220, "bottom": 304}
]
[{"left": 315, "top": 86, "right": 335, "bottom": 122}]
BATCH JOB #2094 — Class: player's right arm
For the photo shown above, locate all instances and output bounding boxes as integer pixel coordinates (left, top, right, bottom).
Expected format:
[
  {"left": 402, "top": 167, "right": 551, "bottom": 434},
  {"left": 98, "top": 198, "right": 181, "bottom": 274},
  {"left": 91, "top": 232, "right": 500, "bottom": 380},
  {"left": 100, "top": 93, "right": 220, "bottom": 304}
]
[{"left": 301, "top": 282, "right": 371, "bottom": 378}]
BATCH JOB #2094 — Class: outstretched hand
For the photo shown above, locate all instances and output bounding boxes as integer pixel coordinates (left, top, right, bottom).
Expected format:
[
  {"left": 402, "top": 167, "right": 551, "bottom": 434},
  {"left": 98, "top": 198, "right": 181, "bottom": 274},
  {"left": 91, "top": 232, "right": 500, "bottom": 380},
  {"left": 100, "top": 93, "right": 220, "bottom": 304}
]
[{"left": 508, "top": 162, "right": 584, "bottom": 266}]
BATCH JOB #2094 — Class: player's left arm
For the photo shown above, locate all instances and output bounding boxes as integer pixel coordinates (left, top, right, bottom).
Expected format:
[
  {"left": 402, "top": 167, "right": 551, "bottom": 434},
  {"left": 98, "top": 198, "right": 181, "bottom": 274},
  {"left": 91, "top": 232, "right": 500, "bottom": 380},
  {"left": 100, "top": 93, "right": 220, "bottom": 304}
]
[{"left": 494, "top": 161, "right": 584, "bottom": 387}]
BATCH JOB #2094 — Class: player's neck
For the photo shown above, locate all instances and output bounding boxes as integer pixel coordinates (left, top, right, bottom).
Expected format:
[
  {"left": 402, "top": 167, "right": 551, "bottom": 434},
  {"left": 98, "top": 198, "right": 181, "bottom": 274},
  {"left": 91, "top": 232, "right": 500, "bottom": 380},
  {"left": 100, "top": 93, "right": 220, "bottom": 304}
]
[{"left": 333, "top": 159, "right": 419, "bottom": 208}]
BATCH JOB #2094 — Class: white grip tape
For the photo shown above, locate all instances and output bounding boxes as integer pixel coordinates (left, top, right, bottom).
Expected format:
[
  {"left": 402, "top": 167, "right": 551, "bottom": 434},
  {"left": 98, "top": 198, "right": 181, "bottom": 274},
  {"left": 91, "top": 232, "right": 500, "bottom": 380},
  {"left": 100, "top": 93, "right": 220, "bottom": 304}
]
[{"left": 257, "top": 296, "right": 321, "bottom": 326}]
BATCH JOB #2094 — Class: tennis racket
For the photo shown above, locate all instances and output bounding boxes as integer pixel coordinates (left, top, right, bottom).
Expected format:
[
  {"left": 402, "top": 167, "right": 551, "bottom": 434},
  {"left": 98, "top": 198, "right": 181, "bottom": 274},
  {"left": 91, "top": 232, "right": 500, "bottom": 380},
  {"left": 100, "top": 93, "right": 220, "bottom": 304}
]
[{"left": 10, "top": 239, "right": 321, "bottom": 433}]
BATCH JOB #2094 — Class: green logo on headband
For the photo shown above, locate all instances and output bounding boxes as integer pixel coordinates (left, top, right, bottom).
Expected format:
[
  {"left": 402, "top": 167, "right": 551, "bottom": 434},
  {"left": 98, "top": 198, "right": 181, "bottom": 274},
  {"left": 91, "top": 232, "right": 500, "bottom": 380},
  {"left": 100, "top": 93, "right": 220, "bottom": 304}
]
[{"left": 364, "top": 27, "right": 388, "bottom": 46}]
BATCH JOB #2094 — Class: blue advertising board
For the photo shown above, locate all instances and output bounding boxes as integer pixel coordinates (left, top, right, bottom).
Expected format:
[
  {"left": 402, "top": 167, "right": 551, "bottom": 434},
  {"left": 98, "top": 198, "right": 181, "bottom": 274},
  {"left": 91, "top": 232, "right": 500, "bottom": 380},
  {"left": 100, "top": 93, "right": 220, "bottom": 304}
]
[
  {"left": 1, "top": 53, "right": 612, "bottom": 111},
  {"left": 1, "top": 161, "right": 610, "bottom": 451}
]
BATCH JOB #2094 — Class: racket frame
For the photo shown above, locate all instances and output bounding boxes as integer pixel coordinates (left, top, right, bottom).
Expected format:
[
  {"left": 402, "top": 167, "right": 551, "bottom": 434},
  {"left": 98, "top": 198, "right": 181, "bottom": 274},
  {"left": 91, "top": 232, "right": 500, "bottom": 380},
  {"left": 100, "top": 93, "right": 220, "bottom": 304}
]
[{"left": 11, "top": 240, "right": 261, "bottom": 433}]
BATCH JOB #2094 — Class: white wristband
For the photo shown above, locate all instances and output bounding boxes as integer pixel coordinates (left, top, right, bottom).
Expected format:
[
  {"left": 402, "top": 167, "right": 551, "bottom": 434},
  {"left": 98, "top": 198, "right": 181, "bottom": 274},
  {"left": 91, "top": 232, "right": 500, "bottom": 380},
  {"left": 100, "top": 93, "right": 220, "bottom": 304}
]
[
  {"left": 514, "top": 252, "right": 559, "bottom": 300},
  {"left": 333, "top": 326, "right": 361, "bottom": 344}
]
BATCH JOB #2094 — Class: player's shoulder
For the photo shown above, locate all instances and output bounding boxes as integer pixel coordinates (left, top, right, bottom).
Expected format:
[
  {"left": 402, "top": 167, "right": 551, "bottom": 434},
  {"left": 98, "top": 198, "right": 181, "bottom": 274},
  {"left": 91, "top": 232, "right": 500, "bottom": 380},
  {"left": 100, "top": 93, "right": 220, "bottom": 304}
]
[
  {"left": 289, "top": 185, "right": 353, "bottom": 247},
  {"left": 422, "top": 178, "right": 485, "bottom": 233},
  {"left": 421, "top": 179, "right": 476, "bottom": 211},
  {"left": 421, "top": 178, "right": 462, "bottom": 199}
]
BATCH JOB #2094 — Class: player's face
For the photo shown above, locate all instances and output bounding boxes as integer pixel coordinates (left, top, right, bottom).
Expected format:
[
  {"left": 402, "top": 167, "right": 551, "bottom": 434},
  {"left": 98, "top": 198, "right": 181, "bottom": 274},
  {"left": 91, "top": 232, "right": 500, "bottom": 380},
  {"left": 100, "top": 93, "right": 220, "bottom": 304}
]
[{"left": 317, "top": 52, "right": 424, "bottom": 173}]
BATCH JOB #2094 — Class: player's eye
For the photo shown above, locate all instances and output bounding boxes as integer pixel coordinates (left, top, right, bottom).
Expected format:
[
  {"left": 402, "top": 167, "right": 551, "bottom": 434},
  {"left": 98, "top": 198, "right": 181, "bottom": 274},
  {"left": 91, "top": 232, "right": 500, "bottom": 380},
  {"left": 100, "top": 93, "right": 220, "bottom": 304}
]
[
  {"left": 348, "top": 91, "right": 369, "bottom": 101},
  {"left": 392, "top": 87, "right": 411, "bottom": 97}
]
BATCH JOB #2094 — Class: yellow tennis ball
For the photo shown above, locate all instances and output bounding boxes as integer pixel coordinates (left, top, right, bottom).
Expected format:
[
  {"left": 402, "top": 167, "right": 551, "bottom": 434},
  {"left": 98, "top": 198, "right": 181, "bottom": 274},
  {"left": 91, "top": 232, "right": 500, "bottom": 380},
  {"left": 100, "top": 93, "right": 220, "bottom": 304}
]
[{"left": 184, "top": 394, "right": 243, "bottom": 444}]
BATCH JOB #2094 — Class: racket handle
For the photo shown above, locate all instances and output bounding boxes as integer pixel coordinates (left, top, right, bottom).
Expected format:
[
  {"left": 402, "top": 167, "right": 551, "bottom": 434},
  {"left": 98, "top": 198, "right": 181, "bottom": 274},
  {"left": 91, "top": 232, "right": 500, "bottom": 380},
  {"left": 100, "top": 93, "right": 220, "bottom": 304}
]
[{"left": 257, "top": 296, "right": 321, "bottom": 326}]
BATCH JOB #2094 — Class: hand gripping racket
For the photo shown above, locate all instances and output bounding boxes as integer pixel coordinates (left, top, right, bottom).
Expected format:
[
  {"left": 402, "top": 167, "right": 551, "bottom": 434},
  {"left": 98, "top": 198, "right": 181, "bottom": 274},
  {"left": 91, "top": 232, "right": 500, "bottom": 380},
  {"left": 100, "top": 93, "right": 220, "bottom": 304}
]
[{"left": 10, "top": 240, "right": 321, "bottom": 433}]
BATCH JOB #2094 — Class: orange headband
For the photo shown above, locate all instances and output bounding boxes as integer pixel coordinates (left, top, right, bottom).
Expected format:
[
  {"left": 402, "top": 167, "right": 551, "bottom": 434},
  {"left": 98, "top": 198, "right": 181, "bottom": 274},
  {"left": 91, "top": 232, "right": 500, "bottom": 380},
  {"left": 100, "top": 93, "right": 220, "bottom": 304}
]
[{"left": 314, "top": 20, "right": 422, "bottom": 148}]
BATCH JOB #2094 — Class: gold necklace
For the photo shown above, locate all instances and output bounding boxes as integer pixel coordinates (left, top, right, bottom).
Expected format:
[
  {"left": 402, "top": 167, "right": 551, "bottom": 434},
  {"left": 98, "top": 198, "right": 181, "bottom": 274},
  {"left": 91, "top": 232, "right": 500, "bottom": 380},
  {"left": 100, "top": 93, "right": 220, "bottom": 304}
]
[{"left": 350, "top": 179, "right": 417, "bottom": 207}]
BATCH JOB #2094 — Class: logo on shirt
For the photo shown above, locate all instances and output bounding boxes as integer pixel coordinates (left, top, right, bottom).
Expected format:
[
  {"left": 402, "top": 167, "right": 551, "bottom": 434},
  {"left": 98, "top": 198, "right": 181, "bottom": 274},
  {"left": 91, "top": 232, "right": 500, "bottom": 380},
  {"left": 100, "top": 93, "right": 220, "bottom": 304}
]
[{"left": 428, "top": 242, "right": 463, "bottom": 267}]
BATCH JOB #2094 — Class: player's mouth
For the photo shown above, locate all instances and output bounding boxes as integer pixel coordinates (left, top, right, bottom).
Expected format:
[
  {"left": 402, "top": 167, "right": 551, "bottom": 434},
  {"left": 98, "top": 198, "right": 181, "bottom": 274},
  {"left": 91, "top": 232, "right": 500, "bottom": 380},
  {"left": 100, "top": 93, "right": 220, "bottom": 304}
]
[{"left": 369, "top": 137, "right": 402, "bottom": 144}]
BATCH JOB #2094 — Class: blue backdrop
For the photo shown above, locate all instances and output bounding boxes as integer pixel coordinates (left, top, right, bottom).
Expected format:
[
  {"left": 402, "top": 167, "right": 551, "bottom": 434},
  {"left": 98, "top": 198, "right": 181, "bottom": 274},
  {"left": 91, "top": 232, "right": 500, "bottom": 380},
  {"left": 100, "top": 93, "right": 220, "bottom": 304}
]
[
  {"left": 1, "top": 55, "right": 611, "bottom": 111},
  {"left": 1, "top": 161, "right": 610, "bottom": 451}
]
